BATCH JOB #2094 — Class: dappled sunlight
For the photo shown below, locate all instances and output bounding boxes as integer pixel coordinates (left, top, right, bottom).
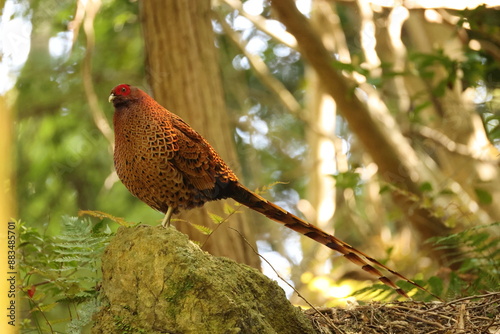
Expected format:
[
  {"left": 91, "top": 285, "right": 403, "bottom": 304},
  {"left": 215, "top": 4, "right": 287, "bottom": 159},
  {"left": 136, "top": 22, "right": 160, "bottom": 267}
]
[
  {"left": 0, "top": 0, "right": 31, "bottom": 94},
  {"left": 299, "top": 272, "right": 384, "bottom": 307},
  {"left": 308, "top": 276, "right": 354, "bottom": 300}
]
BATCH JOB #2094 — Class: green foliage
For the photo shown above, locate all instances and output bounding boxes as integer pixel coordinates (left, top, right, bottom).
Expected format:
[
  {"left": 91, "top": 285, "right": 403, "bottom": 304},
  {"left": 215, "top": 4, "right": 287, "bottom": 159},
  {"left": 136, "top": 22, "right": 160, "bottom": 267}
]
[
  {"left": 19, "top": 216, "right": 113, "bottom": 333},
  {"left": 113, "top": 316, "right": 148, "bottom": 334},
  {"left": 332, "top": 171, "right": 362, "bottom": 191},
  {"left": 353, "top": 278, "right": 434, "bottom": 302},
  {"left": 208, "top": 212, "right": 225, "bottom": 225},
  {"left": 354, "top": 222, "right": 500, "bottom": 301},
  {"left": 429, "top": 222, "right": 500, "bottom": 296},
  {"left": 190, "top": 184, "right": 278, "bottom": 242},
  {"left": 474, "top": 188, "right": 493, "bottom": 205},
  {"left": 15, "top": 0, "right": 151, "bottom": 229},
  {"left": 410, "top": 51, "right": 458, "bottom": 97},
  {"left": 199, "top": 185, "right": 271, "bottom": 237},
  {"left": 190, "top": 223, "right": 214, "bottom": 236}
]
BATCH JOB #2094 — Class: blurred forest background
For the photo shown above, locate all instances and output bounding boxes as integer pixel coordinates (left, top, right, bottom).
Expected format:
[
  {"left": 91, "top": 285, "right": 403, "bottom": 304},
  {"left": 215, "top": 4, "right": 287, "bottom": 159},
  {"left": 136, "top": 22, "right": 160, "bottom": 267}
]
[{"left": 1, "top": 0, "right": 500, "bottom": 332}]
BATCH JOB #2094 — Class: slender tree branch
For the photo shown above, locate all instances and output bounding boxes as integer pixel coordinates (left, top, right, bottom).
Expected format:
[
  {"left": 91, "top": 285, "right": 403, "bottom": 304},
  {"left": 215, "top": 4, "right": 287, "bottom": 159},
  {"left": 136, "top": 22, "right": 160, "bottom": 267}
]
[
  {"left": 215, "top": 11, "right": 301, "bottom": 114},
  {"left": 214, "top": 10, "right": 336, "bottom": 142},
  {"left": 222, "top": 0, "right": 297, "bottom": 49},
  {"left": 413, "top": 125, "right": 498, "bottom": 163},
  {"left": 270, "top": 0, "right": 431, "bottom": 191},
  {"left": 76, "top": 0, "right": 114, "bottom": 147}
]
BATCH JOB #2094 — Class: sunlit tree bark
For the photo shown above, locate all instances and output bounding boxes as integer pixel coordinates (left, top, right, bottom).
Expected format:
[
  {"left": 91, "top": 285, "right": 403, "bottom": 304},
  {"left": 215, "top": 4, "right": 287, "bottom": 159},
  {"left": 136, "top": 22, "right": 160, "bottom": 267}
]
[{"left": 0, "top": 94, "right": 16, "bottom": 333}]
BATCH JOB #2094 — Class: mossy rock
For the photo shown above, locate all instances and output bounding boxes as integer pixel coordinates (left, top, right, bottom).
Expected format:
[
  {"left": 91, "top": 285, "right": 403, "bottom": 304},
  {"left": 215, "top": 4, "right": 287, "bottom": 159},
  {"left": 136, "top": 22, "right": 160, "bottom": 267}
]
[{"left": 92, "top": 225, "right": 315, "bottom": 334}]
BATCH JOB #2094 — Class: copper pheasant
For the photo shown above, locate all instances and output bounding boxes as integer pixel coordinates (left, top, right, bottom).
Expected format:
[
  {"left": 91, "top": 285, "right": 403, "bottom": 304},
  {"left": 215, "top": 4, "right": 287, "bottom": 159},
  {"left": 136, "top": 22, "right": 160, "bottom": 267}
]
[{"left": 109, "top": 83, "right": 436, "bottom": 299}]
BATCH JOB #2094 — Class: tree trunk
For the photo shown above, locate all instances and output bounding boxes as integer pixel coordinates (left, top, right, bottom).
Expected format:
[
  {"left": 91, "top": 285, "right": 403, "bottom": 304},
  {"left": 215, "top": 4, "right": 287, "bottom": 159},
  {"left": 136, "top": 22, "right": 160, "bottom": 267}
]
[{"left": 140, "top": 0, "right": 259, "bottom": 268}]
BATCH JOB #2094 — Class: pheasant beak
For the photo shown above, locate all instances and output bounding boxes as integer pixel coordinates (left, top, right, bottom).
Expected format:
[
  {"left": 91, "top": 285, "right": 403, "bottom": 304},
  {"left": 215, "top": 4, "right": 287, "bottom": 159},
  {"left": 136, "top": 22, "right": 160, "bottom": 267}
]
[{"left": 108, "top": 92, "right": 116, "bottom": 103}]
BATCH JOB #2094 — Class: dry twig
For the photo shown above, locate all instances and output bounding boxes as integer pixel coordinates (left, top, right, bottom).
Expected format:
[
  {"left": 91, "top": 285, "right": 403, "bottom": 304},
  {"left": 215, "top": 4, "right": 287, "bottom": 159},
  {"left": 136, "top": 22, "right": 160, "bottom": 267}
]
[{"left": 305, "top": 292, "right": 500, "bottom": 334}]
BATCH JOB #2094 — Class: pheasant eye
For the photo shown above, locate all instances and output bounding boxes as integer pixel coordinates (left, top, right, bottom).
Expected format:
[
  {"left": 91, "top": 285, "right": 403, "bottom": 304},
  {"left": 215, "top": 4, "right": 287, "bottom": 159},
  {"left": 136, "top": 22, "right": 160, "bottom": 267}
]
[{"left": 116, "top": 84, "right": 131, "bottom": 96}]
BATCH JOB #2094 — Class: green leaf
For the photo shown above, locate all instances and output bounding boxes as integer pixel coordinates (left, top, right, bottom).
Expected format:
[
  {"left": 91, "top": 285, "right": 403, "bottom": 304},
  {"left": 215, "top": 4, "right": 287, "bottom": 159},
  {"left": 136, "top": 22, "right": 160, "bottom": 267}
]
[
  {"left": 427, "top": 222, "right": 500, "bottom": 296},
  {"left": 419, "top": 182, "right": 433, "bottom": 192},
  {"left": 427, "top": 276, "right": 444, "bottom": 297},
  {"left": 223, "top": 202, "right": 236, "bottom": 215},
  {"left": 332, "top": 171, "right": 361, "bottom": 190},
  {"left": 208, "top": 212, "right": 225, "bottom": 225},
  {"left": 474, "top": 188, "right": 493, "bottom": 204},
  {"left": 331, "top": 61, "right": 357, "bottom": 73},
  {"left": 379, "top": 184, "right": 391, "bottom": 194},
  {"left": 190, "top": 223, "right": 213, "bottom": 235},
  {"left": 438, "top": 188, "right": 455, "bottom": 195}
]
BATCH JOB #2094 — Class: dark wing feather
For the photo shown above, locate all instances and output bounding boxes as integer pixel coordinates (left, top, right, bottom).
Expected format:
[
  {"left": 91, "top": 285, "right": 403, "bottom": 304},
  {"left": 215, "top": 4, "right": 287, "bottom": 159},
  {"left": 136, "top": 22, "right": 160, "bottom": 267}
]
[{"left": 168, "top": 113, "right": 237, "bottom": 195}]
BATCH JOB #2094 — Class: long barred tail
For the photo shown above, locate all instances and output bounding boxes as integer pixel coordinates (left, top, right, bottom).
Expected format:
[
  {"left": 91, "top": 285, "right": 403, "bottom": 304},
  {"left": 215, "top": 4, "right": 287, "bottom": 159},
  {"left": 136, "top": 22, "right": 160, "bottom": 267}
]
[{"left": 229, "top": 182, "right": 440, "bottom": 300}]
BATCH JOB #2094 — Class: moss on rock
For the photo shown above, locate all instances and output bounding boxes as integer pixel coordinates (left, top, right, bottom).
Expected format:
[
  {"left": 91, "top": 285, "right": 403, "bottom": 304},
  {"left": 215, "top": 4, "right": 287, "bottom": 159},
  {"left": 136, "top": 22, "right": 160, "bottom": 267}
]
[{"left": 92, "top": 225, "right": 315, "bottom": 334}]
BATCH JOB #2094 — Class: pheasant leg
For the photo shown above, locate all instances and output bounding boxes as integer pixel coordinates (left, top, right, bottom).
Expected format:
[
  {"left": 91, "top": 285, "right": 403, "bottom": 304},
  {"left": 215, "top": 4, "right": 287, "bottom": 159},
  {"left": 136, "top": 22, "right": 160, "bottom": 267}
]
[{"left": 161, "top": 206, "right": 174, "bottom": 227}]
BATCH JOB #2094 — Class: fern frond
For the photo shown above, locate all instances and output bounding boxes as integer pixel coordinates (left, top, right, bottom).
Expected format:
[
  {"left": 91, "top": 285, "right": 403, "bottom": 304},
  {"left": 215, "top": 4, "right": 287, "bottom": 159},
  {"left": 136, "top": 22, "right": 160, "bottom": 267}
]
[
  {"left": 254, "top": 181, "right": 288, "bottom": 195},
  {"left": 190, "top": 223, "right": 213, "bottom": 235},
  {"left": 223, "top": 202, "right": 237, "bottom": 215},
  {"left": 78, "top": 210, "right": 135, "bottom": 227},
  {"left": 208, "top": 212, "right": 225, "bottom": 225},
  {"left": 19, "top": 215, "right": 114, "bottom": 332},
  {"left": 426, "top": 222, "right": 500, "bottom": 297}
]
